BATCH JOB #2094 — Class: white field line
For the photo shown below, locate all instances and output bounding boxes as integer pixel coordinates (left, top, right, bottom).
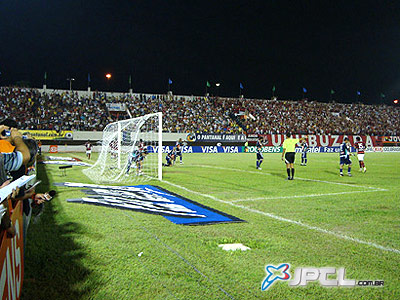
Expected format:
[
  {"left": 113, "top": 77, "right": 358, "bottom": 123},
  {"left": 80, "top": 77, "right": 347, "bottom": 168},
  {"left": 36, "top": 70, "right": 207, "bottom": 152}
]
[
  {"left": 231, "top": 189, "right": 382, "bottom": 203},
  {"left": 190, "top": 164, "right": 388, "bottom": 191},
  {"left": 162, "top": 180, "right": 400, "bottom": 255},
  {"left": 296, "top": 177, "right": 388, "bottom": 191}
]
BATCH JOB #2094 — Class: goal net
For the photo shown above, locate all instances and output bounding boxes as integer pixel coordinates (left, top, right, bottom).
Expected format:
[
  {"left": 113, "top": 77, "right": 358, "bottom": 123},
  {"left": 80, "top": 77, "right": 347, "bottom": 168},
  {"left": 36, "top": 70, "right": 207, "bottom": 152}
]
[{"left": 83, "top": 112, "right": 162, "bottom": 183}]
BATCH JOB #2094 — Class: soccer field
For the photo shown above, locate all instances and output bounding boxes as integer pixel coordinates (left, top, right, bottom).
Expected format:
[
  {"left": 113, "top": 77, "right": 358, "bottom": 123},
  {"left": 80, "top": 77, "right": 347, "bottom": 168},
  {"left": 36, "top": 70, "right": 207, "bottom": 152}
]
[{"left": 22, "top": 152, "right": 400, "bottom": 300}]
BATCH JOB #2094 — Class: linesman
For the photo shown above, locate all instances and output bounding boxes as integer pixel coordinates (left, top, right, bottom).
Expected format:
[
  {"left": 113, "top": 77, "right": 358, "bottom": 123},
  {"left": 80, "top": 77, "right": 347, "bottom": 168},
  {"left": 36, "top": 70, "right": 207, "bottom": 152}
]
[{"left": 281, "top": 133, "right": 306, "bottom": 180}]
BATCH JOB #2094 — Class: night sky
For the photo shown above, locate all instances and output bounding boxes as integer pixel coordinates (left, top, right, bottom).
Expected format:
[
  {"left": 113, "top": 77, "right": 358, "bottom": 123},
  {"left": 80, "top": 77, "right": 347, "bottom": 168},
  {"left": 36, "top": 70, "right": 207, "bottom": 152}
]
[{"left": 1, "top": 1, "right": 400, "bottom": 103}]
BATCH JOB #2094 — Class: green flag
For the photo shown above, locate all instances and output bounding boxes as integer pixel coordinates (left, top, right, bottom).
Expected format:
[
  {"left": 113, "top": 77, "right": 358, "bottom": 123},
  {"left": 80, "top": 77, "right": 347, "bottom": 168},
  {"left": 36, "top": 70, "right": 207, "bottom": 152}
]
[
  {"left": 129, "top": 75, "right": 132, "bottom": 85},
  {"left": 44, "top": 72, "right": 47, "bottom": 80},
  {"left": 330, "top": 89, "right": 335, "bottom": 95},
  {"left": 272, "top": 85, "right": 276, "bottom": 92},
  {"left": 206, "top": 81, "right": 211, "bottom": 88},
  {"left": 380, "top": 93, "right": 386, "bottom": 98}
]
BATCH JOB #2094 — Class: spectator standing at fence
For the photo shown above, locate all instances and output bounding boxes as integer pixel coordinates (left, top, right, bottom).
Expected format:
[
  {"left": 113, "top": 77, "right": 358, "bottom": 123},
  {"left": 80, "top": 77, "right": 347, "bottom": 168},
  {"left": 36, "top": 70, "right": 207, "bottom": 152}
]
[
  {"left": 85, "top": 140, "right": 93, "bottom": 160},
  {"left": 37, "top": 140, "right": 42, "bottom": 155}
]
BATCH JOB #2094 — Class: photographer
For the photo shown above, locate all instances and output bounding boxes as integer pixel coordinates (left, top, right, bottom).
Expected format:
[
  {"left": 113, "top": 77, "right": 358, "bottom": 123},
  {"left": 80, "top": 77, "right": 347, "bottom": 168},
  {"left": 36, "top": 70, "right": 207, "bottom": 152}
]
[{"left": 0, "top": 125, "right": 31, "bottom": 169}]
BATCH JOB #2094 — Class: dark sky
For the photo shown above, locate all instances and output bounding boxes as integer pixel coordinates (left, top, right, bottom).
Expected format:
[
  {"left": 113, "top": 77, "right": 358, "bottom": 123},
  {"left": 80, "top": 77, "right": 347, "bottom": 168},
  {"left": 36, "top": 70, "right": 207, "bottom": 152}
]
[{"left": 1, "top": 1, "right": 400, "bottom": 103}]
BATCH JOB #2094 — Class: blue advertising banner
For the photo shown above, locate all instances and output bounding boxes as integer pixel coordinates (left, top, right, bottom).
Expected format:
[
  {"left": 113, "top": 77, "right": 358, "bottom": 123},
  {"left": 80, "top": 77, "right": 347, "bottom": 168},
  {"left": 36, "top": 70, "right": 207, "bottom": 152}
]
[
  {"left": 145, "top": 146, "right": 356, "bottom": 154},
  {"left": 147, "top": 145, "right": 243, "bottom": 153},
  {"left": 55, "top": 182, "right": 244, "bottom": 225}
]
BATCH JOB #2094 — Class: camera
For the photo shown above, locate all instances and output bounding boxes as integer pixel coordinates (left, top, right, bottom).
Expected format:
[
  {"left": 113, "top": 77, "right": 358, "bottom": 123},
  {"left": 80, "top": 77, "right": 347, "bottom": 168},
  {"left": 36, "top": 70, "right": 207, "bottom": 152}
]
[
  {"left": 1, "top": 130, "right": 11, "bottom": 137},
  {"left": 31, "top": 190, "right": 56, "bottom": 207}
]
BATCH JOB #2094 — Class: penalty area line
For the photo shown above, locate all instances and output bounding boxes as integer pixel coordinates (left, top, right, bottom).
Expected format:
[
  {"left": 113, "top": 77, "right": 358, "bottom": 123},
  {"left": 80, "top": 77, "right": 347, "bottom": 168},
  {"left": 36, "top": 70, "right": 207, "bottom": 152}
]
[
  {"left": 231, "top": 189, "right": 382, "bottom": 203},
  {"left": 162, "top": 180, "right": 400, "bottom": 255},
  {"left": 190, "top": 164, "right": 388, "bottom": 191}
]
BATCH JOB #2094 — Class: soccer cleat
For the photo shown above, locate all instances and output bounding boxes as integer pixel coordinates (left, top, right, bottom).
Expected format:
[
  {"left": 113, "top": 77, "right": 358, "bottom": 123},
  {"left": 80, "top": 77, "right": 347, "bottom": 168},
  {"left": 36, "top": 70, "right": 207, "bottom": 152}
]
[
  {"left": 359, "top": 168, "right": 363, "bottom": 172},
  {"left": 125, "top": 173, "right": 129, "bottom": 176},
  {"left": 348, "top": 173, "right": 352, "bottom": 177},
  {"left": 180, "top": 161, "right": 183, "bottom": 164},
  {"left": 286, "top": 177, "right": 291, "bottom": 180},
  {"left": 258, "top": 168, "right": 262, "bottom": 170},
  {"left": 363, "top": 167, "right": 366, "bottom": 173},
  {"left": 340, "top": 173, "right": 344, "bottom": 177}
]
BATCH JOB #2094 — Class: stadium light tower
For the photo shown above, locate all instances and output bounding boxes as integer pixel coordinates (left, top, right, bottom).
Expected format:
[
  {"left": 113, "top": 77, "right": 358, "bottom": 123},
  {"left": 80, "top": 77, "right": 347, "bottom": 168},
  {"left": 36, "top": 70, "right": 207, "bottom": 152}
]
[
  {"left": 67, "top": 78, "right": 75, "bottom": 91},
  {"left": 216, "top": 83, "right": 221, "bottom": 96},
  {"left": 394, "top": 99, "right": 399, "bottom": 104},
  {"left": 106, "top": 73, "right": 112, "bottom": 80}
]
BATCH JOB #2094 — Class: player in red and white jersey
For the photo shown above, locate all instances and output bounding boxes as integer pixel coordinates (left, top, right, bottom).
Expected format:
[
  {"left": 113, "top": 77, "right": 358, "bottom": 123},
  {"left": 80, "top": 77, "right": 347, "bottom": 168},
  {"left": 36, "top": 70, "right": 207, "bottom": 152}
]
[
  {"left": 109, "top": 139, "right": 118, "bottom": 159},
  {"left": 85, "top": 140, "right": 93, "bottom": 160},
  {"left": 354, "top": 137, "right": 366, "bottom": 172},
  {"left": 138, "top": 139, "right": 145, "bottom": 153}
]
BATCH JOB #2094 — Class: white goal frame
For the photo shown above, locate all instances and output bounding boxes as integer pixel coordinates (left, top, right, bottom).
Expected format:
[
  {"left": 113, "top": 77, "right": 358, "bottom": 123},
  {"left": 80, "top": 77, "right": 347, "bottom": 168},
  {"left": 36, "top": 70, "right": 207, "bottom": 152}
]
[{"left": 83, "top": 112, "right": 162, "bottom": 183}]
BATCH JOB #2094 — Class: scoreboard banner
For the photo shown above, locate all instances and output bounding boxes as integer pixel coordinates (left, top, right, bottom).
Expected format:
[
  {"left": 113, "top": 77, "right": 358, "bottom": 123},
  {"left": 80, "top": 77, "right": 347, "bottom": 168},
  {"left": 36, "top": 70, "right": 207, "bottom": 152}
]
[
  {"left": 21, "top": 130, "right": 73, "bottom": 140},
  {"left": 187, "top": 133, "right": 247, "bottom": 143},
  {"left": 252, "top": 134, "right": 381, "bottom": 147},
  {"left": 244, "top": 146, "right": 282, "bottom": 153},
  {"left": 367, "top": 146, "right": 400, "bottom": 152},
  {"left": 382, "top": 136, "right": 400, "bottom": 146}
]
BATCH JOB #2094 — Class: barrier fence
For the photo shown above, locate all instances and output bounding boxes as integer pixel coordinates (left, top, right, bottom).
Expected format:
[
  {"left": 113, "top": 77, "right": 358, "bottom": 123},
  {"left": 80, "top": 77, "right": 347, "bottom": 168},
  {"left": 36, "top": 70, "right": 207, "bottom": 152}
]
[{"left": 0, "top": 201, "right": 24, "bottom": 300}]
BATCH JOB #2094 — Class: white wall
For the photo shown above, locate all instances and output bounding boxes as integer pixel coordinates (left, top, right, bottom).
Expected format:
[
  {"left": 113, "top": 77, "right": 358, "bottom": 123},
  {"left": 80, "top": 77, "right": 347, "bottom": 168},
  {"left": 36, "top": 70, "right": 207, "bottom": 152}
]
[{"left": 71, "top": 131, "right": 187, "bottom": 142}]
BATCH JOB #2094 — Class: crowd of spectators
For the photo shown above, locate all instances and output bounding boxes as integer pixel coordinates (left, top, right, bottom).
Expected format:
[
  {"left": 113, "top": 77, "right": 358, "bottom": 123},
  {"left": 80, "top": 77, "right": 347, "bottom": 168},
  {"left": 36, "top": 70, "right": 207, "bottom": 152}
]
[
  {"left": 124, "top": 94, "right": 241, "bottom": 133},
  {"left": 216, "top": 98, "right": 400, "bottom": 136},
  {"left": 0, "top": 87, "right": 110, "bottom": 131},
  {"left": 1, "top": 87, "right": 399, "bottom": 136}
]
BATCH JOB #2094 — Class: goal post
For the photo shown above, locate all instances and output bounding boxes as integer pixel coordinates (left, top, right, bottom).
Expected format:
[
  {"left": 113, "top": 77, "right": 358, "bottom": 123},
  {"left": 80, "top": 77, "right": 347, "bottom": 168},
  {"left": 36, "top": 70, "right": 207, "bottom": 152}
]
[
  {"left": 83, "top": 112, "right": 163, "bottom": 184},
  {"left": 158, "top": 111, "right": 162, "bottom": 180}
]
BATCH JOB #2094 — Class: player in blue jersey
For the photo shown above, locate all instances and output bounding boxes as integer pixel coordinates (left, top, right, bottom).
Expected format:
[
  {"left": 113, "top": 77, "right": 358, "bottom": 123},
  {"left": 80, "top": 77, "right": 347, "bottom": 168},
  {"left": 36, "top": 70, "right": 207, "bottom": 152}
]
[
  {"left": 339, "top": 137, "right": 352, "bottom": 177},
  {"left": 300, "top": 140, "right": 308, "bottom": 166},
  {"left": 256, "top": 137, "right": 264, "bottom": 170},
  {"left": 174, "top": 138, "right": 183, "bottom": 164},
  {"left": 126, "top": 148, "right": 147, "bottom": 176},
  {"left": 163, "top": 148, "right": 175, "bottom": 167}
]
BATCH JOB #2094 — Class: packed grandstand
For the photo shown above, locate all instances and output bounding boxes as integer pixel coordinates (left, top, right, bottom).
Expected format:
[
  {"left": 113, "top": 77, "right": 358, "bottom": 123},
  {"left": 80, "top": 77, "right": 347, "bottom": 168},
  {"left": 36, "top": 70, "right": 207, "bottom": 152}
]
[{"left": 1, "top": 86, "right": 399, "bottom": 136}]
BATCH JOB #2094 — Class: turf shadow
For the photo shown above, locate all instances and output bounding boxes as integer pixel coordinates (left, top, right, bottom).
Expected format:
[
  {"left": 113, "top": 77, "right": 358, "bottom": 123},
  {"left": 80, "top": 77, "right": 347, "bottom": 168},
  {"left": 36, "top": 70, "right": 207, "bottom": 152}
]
[
  {"left": 324, "top": 170, "right": 342, "bottom": 176},
  {"left": 268, "top": 171, "right": 288, "bottom": 179},
  {"left": 21, "top": 164, "right": 98, "bottom": 300}
]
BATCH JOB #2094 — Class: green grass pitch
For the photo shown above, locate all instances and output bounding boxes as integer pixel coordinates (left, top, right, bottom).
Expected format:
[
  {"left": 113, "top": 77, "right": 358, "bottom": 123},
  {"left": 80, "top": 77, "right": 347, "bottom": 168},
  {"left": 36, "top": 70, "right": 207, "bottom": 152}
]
[{"left": 21, "top": 152, "right": 400, "bottom": 300}]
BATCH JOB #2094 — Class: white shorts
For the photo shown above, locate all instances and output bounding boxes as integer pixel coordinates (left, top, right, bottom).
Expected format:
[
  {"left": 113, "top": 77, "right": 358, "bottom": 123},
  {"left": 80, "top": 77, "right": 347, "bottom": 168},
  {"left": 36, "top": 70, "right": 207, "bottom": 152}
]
[
  {"left": 86, "top": 150, "right": 92, "bottom": 154},
  {"left": 357, "top": 154, "right": 364, "bottom": 161}
]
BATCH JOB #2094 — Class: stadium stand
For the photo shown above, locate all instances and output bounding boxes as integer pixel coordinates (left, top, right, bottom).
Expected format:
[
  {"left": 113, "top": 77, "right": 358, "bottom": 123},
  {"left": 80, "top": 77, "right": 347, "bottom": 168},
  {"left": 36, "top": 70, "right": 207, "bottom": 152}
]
[
  {"left": 1, "top": 87, "right": 399, "bottom": 135},
  {"left": 224, "top": 98, "right": 400, "bottom": 136}
]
